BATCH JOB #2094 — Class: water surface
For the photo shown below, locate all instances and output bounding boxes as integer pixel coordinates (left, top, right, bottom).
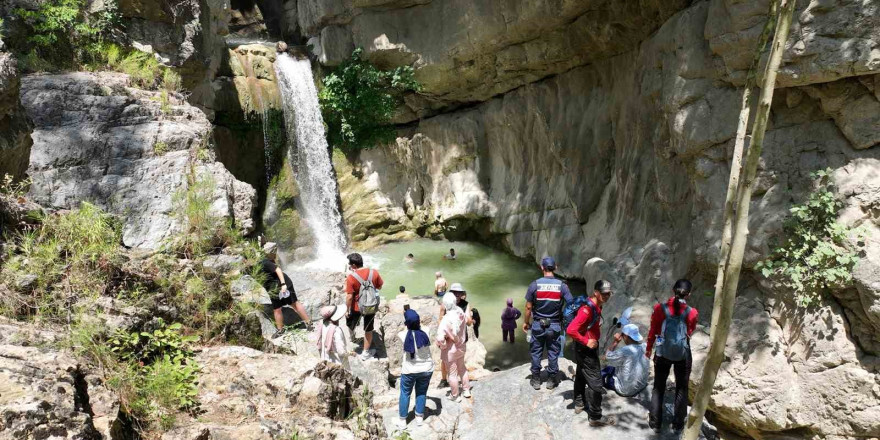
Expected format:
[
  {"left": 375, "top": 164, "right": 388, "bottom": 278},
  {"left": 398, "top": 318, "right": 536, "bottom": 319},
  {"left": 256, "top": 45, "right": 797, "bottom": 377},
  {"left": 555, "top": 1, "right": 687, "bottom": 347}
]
[{"left": 367, "top": 239, "right": 585, "bottom": 370}]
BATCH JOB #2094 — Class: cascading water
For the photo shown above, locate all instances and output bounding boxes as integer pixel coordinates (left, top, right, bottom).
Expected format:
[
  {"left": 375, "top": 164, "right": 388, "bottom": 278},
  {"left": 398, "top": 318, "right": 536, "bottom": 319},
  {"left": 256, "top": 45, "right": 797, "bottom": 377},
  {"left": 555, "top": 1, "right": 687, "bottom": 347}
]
[{"left": 274, "top": 54, "right": 348, "bottom": 269}]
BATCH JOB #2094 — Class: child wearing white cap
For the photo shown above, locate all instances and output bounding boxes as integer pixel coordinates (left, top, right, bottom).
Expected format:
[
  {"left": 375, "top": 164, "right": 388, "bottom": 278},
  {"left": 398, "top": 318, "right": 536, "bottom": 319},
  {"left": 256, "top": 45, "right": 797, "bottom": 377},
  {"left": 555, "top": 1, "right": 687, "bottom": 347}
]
[{"left": 602, "top": 323, "right": 650, "bottom": 397}]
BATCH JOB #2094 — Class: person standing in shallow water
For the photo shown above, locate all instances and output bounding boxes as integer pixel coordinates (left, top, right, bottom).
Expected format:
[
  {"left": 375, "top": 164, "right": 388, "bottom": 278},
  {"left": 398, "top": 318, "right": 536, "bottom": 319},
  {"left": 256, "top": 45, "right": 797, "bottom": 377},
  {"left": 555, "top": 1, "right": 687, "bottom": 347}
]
[
  {"left": 523, "top": 256, "right": 573, "bottom": 390},
  {"left": 646, "top": 279, "right": 699, "bottom": 434},
  {"left": 501, "top": 298, "right": 521, "bottom": 344},
  {"left": 434, "top": 271, "right": 448, "bottom": 297}
]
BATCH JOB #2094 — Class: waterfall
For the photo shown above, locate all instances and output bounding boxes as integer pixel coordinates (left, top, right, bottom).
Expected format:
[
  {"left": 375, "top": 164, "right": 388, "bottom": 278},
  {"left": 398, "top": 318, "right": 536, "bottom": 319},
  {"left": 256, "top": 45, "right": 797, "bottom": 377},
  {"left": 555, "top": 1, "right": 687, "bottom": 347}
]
[{"left": 274, "top": 54, "right": 347, "bottom": 269}]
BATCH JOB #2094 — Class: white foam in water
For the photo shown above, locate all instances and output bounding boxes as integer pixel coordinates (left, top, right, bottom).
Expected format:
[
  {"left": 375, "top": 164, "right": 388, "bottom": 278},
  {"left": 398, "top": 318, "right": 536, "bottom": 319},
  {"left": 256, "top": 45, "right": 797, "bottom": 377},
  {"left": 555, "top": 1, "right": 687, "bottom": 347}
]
[{"left": 274, "top": 54, "right": 348, "bottom": 271}]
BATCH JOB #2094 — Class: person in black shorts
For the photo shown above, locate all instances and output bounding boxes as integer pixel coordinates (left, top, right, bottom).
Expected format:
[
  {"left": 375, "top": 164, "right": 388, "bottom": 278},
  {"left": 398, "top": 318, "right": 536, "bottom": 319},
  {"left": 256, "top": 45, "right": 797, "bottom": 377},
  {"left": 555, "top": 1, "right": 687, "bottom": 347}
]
[{"left": 258, "top": 248, "right": 311, "bottom": 338}]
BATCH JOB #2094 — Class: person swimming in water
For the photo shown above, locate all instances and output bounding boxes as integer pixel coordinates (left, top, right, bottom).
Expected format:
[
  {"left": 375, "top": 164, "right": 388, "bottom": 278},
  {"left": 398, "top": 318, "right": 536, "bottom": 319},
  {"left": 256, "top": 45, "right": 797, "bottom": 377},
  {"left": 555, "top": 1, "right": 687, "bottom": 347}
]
[{"left": 443, "top": 248, "right": 457, "bottom": 260}]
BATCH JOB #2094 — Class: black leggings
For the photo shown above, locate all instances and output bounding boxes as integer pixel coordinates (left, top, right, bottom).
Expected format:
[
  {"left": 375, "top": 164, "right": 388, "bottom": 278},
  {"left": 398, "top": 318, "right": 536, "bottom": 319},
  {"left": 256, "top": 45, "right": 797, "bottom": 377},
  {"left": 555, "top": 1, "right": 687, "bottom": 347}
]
[{"left": 650, "top": 349, "right": 692, "bottom": 429}]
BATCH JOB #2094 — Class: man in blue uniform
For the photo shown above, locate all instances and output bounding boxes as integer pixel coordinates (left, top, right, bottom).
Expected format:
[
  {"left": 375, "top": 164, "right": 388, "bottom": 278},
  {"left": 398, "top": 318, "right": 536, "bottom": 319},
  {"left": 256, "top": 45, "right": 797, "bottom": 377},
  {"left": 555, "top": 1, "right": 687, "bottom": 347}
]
[{"left": 523, "top": 256, "right": 574, "bottom": 390}]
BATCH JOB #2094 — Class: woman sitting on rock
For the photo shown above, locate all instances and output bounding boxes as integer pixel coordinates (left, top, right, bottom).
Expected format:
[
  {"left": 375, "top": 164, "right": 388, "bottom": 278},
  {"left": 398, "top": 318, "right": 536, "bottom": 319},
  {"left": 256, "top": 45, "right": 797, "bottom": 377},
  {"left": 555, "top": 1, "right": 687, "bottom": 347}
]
[
  {"left": 315, "top": 304, "right": 349, "bottom": 368},
  {"left": 437, "top": 292, "right": 472, "bottom": 402},
  {"left": 396, "top": 309, "right": 434, "bottom": 429}
]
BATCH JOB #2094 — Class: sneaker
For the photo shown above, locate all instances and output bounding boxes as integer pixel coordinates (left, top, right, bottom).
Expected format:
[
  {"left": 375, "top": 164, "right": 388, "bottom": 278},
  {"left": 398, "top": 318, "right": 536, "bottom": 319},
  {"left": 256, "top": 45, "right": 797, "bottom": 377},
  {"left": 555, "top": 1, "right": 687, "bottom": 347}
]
[
  {"left": 589, "top": 416, "right": 616, "bottom": 427},
  {"left": 546, "top": 375, "right": 560, "bottom": 390},
  {"left": 574, "top": 405, "right": 584, "bottom": 415},
  {"left": 438, "top": 379, "right": 449, "bottom": 388},
  {"left": 367, "top": 348, "right": 377, "bottom": 357},
  {"left": 414, "top": 415, "right": 424, "bottom": 426},
  {"left": 271, "top": 328, "right": 285, "bottom": 339},
  {"left": 394, "top": 417, "right": 407, "bottom": 429},
  {"left": 446, "top": 393, "right": 462, "bottom": 403},
  {"left": 359, "top": 350, "right": 374, "bottom": 361},
  {"left": 530, "top": 377, "right": 542, "bottom": 390},
  {"left": 462, "top": 389, "right": 472, "bottom": 398}
]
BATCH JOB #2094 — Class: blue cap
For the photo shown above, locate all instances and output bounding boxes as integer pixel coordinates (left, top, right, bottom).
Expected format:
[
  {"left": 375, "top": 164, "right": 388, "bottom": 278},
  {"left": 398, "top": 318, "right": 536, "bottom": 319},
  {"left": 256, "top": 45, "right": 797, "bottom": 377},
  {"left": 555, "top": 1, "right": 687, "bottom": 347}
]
[{"left": 541, "top": 256, "right": 556, "bottom": 269}]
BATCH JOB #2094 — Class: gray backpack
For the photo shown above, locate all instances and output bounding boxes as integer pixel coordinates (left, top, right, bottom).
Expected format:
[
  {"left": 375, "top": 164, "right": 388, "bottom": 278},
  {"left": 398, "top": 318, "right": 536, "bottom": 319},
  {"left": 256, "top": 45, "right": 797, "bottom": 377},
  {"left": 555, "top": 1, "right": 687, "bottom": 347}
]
[
  {"left": 657, "top": 305, "right": 691, "bottom": 361},
  {"left": 350, "top": 269, "right": 380, "bottom": 315}
]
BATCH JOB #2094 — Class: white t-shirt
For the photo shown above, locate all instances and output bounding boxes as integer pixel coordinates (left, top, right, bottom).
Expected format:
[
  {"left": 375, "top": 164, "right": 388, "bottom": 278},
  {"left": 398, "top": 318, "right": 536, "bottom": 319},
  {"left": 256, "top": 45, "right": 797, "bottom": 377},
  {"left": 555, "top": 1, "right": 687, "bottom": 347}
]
[
  {"left": 398, "top": 330, "right": 435, "bottom": 375},
  {"left": 605, "top": 342, "right": 649, "bottom": 396}
]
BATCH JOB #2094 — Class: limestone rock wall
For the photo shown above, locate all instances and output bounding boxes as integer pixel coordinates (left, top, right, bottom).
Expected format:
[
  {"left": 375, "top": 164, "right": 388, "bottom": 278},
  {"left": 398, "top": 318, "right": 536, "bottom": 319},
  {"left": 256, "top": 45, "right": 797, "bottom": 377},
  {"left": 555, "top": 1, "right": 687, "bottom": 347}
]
[
  {"left": 297, "top": 0, "right": 692, "bottom": 120},
  {"left": 321, "top": 1, "right": 880, "bottom": 438},
  {"left": 20, "top": 72, "right": 256, "bottom": 249}
]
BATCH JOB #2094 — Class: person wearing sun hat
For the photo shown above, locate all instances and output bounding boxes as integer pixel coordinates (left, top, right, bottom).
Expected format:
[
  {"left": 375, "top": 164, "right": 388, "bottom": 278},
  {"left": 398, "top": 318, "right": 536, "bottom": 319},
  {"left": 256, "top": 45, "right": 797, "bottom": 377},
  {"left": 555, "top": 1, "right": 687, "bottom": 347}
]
[
  {"left": 602, "top": 323, "right": 649, "bottom": 398},
  {"left": 315, "top": 304, "right": 350, "bottom": 368}
]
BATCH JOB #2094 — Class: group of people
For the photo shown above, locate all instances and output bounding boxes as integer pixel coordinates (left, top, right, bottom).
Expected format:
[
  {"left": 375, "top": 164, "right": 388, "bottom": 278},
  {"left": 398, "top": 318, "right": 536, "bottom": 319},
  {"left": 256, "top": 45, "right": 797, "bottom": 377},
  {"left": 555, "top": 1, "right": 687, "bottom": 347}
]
[
  {"left": 521, "top": 256, "right": 699, "bottom": 433},
  {"left": 258, "top": 247, "right": 699, "bottom": 434}
]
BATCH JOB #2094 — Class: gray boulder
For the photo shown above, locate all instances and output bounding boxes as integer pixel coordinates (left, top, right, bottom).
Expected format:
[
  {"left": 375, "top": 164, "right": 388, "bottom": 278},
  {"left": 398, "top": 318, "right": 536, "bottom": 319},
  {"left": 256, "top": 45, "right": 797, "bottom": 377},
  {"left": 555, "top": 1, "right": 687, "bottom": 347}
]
[{"left": 20, "top": 72, "right": 257, "bottom": 250}]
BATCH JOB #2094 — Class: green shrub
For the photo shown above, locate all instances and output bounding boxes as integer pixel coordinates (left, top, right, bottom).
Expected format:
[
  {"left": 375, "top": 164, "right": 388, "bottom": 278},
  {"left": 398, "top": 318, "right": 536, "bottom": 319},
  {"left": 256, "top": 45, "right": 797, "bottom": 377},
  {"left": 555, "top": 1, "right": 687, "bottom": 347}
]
[
  {"left": 0, "top": 174, "right": 31, "bottom": 198},
  {"left": 0, "top": 202, "right": 121, "bottom": 319},
  {"left": 153, "top": 141, "right": 169, "bottom": 155},
  {"left": 102, "top": 320, "right": 200, "bottom": 431},
  {"left": 318, "top": 48, "right": 420, "bottom": 153},
  {"left": 11, "top": 0, "right": 118, "bottom": 71},
  {"left": 162, "top": 69, "right": 182, "bottom": 93},
  {"left": 118, "top": 50, "right": 161, "bottom": 89},
  {"left": 756, "top": 168, "right": 865, "bottom": 307}
]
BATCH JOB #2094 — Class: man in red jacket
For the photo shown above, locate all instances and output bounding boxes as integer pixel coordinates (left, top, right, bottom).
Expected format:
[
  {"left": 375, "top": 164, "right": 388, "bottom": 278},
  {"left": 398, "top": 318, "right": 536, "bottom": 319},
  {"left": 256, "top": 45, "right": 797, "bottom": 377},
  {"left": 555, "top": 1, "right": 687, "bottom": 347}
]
[
  {"left": 566, "top": 280, "right": 615, "bottom": 427},
  {"left": 645, "top": 279, "right": 699, "bottom": 433}
]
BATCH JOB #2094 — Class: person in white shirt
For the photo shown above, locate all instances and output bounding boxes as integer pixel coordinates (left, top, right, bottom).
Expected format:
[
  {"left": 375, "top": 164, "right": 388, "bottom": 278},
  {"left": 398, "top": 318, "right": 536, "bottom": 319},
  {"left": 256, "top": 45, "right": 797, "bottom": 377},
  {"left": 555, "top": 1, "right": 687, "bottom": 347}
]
[
  {"left": 315, "top": 304, "right": 350, "bottom": 369},
  {"left": 602, "top": 324, "right": 650, "bottom": 397},
  {"left": 396, "top": 309, "right": 435, "bottom": 429}
]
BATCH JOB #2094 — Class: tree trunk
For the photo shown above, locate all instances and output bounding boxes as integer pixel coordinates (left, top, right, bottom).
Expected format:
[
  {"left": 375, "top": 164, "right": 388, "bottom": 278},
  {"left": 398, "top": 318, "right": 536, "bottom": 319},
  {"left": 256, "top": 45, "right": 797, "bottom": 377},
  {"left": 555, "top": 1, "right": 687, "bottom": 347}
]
[
  {"left": 709, "top": 0, "right": 779, "bottom": 337},
  {"left": 682, "top": 0, "right": 798, "bottom": 438}
]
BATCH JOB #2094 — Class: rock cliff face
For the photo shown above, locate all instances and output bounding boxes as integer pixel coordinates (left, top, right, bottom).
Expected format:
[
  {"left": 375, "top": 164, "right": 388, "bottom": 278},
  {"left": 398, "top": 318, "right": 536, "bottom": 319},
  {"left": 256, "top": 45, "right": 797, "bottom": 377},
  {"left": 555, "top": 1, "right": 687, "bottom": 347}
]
[
  {"left": 0, "top": 44, "right": 33, "bottom": 180},
  {"left": 302, "top": 0, "right": 880, "bottom": 438},
  {"left": 20, "top": 72, "right": 256, "bottom": 249}
]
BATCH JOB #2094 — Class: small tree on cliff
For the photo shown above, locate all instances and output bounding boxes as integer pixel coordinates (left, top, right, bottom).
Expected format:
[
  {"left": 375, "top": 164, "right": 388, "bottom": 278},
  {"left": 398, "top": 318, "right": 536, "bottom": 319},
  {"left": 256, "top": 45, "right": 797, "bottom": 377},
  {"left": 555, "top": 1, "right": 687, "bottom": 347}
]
[
  {"left": 318, "top": 48, "right": 420, "bottom": 154},
  {"left": 683, "top": 0, "right": 799, "bottom": 438}
]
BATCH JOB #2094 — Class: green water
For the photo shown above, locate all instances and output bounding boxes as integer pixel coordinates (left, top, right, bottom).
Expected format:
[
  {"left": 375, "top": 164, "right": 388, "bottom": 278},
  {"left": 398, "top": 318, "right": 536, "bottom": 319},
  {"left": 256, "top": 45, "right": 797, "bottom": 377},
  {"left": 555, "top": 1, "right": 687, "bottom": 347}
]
[{"left": 367, "top": 239, "right": 585, "bottom": 370}]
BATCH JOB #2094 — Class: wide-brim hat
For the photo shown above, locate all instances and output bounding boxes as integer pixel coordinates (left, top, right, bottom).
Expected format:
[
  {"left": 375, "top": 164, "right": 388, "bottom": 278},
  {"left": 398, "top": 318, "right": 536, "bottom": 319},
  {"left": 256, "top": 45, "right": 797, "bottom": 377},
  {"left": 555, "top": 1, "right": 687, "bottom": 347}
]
[
  {"left": 330, "top": 304, "right": 347, "bottom": 321},
  {"left": 449, "top": 282, "right": 465, "bottom": 293},
  {"left": 622, "top": 323, "right": 643, "bottom": 342}
]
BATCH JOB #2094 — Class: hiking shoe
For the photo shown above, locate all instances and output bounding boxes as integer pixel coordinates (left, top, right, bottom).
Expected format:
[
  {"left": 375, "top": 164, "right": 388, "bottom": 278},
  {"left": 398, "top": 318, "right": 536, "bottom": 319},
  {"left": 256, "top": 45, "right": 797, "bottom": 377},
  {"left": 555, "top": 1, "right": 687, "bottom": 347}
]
[
  {"left": 271, "top": 328, "right": 285, "bottom": 339},
  {"left": 530, "top": 377, "right": 542, "bottom": 390},
  {"left": 546, "top": 375, "right": 560, "bottom": 390},
  {"left": 589, "top": 416, "right": 616, "bottom": 427},
  {"left": 438, "top": 379, "right": 449, "bottom": 388},
  {"left": 462, "top": 389, "right": 472, "bottom": 398},
  {"left": 574, "top": 404, "right": 584, "bottom": 415},
  {"left": 648, "top": 413, "right": 662, "bottom": 433}
]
